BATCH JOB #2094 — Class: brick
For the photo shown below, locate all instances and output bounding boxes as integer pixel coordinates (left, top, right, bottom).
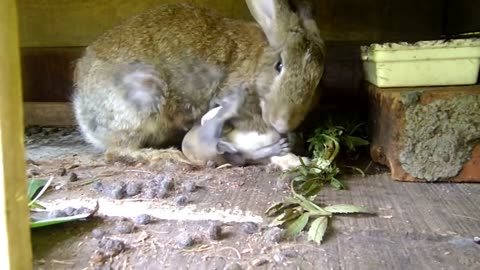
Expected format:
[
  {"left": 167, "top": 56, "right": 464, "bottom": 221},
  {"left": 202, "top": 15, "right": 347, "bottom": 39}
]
[{"left": 367, "top": 83, "right": 480, "bottom": 182}]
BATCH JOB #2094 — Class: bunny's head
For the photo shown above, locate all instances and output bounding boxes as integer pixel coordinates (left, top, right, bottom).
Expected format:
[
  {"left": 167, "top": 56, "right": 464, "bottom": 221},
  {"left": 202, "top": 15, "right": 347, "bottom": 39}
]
[{"left": 246, "top": 0, "right": 325, "bottom": 134}]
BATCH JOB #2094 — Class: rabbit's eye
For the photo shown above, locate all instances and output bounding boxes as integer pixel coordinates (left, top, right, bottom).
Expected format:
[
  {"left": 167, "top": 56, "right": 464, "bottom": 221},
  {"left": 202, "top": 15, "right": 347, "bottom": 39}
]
[{"left": 275, "top": 60, "right": 283, "bottom": 73}]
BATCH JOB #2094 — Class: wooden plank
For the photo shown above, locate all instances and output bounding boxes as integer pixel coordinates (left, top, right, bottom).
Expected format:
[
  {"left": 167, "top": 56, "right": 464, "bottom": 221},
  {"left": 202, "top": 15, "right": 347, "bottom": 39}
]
[
  {"left": 24, "top": 134, "right": 480, "bottom": 270},
  {"left": 321, "top": 41, "right": 366, "bottom": 98},
  {"left": 19, "top": 43, "right": 365, "bottom": 127},
  {"left": 0, "top": 0, "right": 33, "bottom": 269},
  {"left": 17, "top": 0, "right": 443, "bottom": 47},
  {"left": 17, "top": 0, "right": 252, "bottom": 47},
  {"left": 20, "top": 43, "right": 369, "bottom": 103},
  {"left": 21, "top": 47, "right": 83, "bottom": 102},
  {"left": 24, "top": 102, "right": 75, "bottom": 127},
  {"left": 313, "top": 0, "right": 443, "bottom": 43}
]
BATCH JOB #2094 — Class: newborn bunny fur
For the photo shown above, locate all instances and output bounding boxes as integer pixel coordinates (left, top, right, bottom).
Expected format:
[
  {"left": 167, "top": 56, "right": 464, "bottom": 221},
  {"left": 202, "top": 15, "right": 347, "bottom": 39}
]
[{"left": 182, "top": 84, "right": 290, "bottom": 167}]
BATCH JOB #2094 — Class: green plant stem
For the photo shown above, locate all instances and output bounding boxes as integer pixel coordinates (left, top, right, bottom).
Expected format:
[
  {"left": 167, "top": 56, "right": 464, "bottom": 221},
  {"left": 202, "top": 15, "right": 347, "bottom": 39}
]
[
  {"left": 290, "top": 180, "right": 331, "bottom": 217},
  {"left": 319, "top": 134, "right": 340, "bottom": 162}
]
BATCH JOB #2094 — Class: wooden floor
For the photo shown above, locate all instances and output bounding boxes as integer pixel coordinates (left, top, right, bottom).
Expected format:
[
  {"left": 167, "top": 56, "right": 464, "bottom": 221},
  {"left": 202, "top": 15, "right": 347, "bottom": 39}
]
[
  {"left": 27, "top": 128, "right": 480, "bottom": 270},
  {"left": 320, "top": 175, "right": 480, "bottom": 270}
]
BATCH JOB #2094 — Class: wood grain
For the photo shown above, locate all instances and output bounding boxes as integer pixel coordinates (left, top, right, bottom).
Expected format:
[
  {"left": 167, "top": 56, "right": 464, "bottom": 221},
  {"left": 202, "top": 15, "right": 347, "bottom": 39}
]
[
  {"left": 17, "top": 0, "right": 252, "bottom": 47},
  {"left": 444, "top": 0, "right": 480, "bottom": 35},
  {"left": 0, "top": 0, "right": 33, "bottom": 269},
  {"left": 21, "top": 47, "right": 82, "bottom": 102},
  {"left": 19, "top": 42, "right": 370, "bottom": 104},
  {"left": 17, "top": 0, "right": 444, "bottom": 47},
  {"left": 24, "top": 102, "right": 76, "bottom": 127}
]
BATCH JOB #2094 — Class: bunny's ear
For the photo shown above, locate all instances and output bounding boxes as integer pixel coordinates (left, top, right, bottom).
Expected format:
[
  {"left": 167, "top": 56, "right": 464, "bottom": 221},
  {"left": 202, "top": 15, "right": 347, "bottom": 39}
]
[
  {"left": 245, "top": 0, "right": 292, "bottom": 46},
  {"left": 290, "top": 0, "right": 325, "bottom": 50}
]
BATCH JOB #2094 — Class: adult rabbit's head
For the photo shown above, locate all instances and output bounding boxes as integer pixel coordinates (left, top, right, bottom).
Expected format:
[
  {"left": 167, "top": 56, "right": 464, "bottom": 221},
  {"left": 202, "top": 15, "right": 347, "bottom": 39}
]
[{"left": 246, "top": 0, "right": 325, "bottom": 134}]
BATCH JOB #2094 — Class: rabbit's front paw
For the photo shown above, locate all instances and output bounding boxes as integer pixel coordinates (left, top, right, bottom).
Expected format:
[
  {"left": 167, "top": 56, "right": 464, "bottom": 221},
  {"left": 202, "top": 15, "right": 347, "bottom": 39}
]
[{"left": 271, "top": 138, "right": 290, "bottom": 156}]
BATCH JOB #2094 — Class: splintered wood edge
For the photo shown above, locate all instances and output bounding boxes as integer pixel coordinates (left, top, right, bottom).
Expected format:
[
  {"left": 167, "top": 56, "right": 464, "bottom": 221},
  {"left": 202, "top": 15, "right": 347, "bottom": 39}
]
[
  {"left": 24, "top": 102, "right": 76, "bottom": 127},
  {"left": 0, "top": 0, "right": 33, "bottom": 269}
]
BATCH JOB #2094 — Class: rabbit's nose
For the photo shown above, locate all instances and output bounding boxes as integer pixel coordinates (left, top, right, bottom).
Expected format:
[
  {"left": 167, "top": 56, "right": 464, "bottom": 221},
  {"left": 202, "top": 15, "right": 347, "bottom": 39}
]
[{"left": 272, "top": 119, "right": 288, "bottom": 134}]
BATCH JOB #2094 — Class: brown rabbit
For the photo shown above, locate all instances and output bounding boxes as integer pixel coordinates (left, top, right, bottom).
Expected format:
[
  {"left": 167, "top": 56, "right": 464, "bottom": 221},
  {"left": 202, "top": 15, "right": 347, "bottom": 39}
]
[{"left": 72, "top": 0, "right": 325, "bottom": 169}]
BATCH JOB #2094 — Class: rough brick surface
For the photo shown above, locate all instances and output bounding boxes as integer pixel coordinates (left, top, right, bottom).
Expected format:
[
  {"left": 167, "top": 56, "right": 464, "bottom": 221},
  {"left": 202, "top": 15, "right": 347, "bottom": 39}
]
[{"left": 367, "top": 83, "right": 480, "bottom": 182}]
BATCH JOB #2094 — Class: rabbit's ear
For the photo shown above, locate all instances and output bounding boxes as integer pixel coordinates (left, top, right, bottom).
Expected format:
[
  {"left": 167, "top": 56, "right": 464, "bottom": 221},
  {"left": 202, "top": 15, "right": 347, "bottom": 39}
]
[
  {"left": 245, "top": 0, "right": 292, "bottom": 46},
  {"left": 291, "top": 0, "right": 325, "bottom": 50},
  {"left": 201, "top": 106, "right": 222, "bottom": 126}
]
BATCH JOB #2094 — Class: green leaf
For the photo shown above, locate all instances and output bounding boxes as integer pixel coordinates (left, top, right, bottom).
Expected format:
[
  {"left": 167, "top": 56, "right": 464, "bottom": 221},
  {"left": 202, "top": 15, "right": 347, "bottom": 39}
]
[
  {"left": 330, "top": 177, "right": 345, "bottom": 190},
  {"left": 296, "top": 177, "right": 317, "bottom": 193},
  {"left": 29, "top": 201, "right": 46, "bottom": 210},
  {"left": 308, "top": 216, "right": 328, "bottom": 244},
  {"left": 30, "top": 213, "right": 91, "bottom": 228},
  {"left": 342, "top": 135, "right": 369, "bottom": 152},
  {"left": 299, "top": 166, "right": 308, "bottom": 176},
  {"left": 292, "top": 175, "right": 306, "bottom": 182},
  {"left": 28, "top": 176, "right": 54, "bottom": 207},
  {"left": 265, "top": 201, "right": 299, "bottom": 217},
  {"left": 284, "top": 207, "right": 306, "bottom": 221},
  {"left": 290, "top": 194, "right": 331, "bottom": 217},
  {"left": 300, "top": 156, "right": 309, "bottom": 166},
  {"left": 345, "top": 135, "right": 370, "bottom": 146},
  {"left": 285, "top": 213, "right": 310, "bottom": 236},
  {"left": 269, "top": 209, "right": 302, "bottom": 227},
  {"left": 31, "top": 201, "right": 99, "bottom": 228},
  {"left": 347, "top": 122, "right": 366, "bottom": 136},
  {"left": 290, "top": 197, "right": 317, "bottom": 213},
  {"left": 269, "top": 206, "right": 302, "bottom": 226},
  {"left": 27, "top": 178, "right": 48, "bottom": 201},
  {"left": 308, "top": 166, "right": 324, "bottom": 175},
  {"left": 343, "top": 166, "right": 366, "bottom": 177},
  {"left": 304, "top": 182, "right": 324, "bottom": 198},
  {"left": 324, "top": 204, "right": 370, "bottom": 214},
  {"left": 265, "top": 201, "right": 286, "bottom": 217},
  {"left": 269, "top": 212, "right": 287, "bottom": 227}
]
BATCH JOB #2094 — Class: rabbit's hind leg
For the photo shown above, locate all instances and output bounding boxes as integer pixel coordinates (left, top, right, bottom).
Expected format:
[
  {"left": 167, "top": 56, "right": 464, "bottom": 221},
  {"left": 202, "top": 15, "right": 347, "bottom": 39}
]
[
  {"left": 105, "top": 146, "right": 192, "bottom": 168},
  {"left": 74, "top": 60, "right": 190, "bottom": 167},
  {"left": 74, "top": 60, "right": 171, "bottom": 148},
  {"left": 99, "top": 126, "right": 192, "bottom": 168},
  {"left": 113, "top": 61, "right": 169, "bottom": 114},
  {"left": 104, "top": 61, "right": 194, "bottom": 167}
]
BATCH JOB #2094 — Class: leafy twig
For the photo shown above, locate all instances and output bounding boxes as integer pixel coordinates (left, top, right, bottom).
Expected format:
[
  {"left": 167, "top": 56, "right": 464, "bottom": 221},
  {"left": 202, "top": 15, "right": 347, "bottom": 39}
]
[{"left": 264, "top": 115, "right": 372, "bottom": 244}]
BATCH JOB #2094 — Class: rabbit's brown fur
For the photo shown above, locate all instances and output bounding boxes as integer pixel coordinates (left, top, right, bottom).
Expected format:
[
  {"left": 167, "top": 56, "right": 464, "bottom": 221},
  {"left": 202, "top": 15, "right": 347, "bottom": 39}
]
[{"left": 72, "top": 1, "right": 325, "bottom": 169}]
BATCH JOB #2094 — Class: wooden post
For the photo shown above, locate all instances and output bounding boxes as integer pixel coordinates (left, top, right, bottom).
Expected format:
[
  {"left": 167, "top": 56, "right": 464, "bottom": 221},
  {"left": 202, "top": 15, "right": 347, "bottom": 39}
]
[{"left": 0, "top": 1, "right": 33, "bottom": 270}]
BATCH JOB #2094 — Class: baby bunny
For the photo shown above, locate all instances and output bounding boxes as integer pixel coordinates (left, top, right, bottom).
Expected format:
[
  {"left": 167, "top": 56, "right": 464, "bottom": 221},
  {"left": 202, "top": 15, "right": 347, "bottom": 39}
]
[
  {"left": 72, "top": 0, "right": 325, "bottom": 169},
  {"left": 182, "top": 84, "right": 290, "bottom": 167}
]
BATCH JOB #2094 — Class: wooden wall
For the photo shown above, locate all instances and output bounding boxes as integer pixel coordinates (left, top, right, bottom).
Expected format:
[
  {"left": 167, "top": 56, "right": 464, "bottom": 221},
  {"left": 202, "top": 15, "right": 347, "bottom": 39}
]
[
  {"left": 17, "top": 0, "right": 252, "bottom": 48},
  {"left": 444, "top": 0, "right": 480, "bottom": 35},
  {"left": 17, "top": 0, "right": 479, "bottom": 107}
]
